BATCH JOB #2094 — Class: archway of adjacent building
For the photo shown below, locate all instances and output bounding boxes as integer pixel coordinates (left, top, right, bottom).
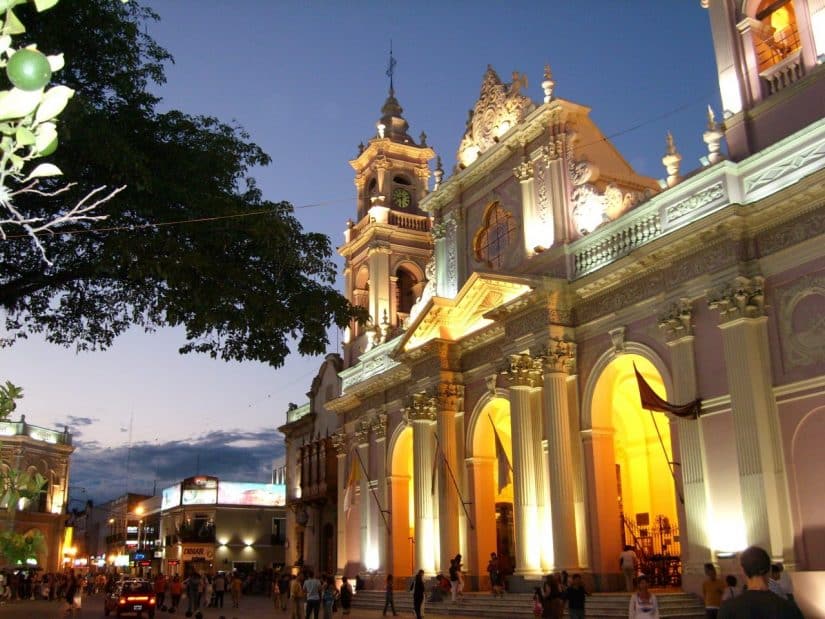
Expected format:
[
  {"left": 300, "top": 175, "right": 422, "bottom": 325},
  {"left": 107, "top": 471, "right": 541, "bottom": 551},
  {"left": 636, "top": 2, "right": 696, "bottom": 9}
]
[
  {"left": 389, "top": 425, "right": 414, "bottom": 581},
  {"left": 587, "top": 353, "right": 680, "bottom": 587},
  {"left": 468, "top": 396, "right": 514, "bottom": 589}
]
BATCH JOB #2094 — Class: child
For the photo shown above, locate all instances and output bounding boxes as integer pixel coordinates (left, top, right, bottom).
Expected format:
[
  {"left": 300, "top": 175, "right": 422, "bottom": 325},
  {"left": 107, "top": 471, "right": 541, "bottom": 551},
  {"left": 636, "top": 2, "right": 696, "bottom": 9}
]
[{"left": 721, "top": 574, "right": 738, "bottom": 603}]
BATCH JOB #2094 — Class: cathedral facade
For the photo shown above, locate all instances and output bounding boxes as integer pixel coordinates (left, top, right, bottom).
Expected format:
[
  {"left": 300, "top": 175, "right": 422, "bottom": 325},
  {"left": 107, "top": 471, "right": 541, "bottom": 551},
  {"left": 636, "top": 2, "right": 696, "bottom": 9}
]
[{"left": 279, "top": 1, "right": 825, "bottom": 615}]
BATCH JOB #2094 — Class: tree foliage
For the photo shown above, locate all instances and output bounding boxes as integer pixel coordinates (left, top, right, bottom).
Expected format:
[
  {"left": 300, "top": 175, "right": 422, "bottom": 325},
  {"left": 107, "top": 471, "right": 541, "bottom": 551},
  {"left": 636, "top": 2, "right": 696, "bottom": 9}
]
[{"left": 0, "top": 0, "right": 365, "bottom": 366}]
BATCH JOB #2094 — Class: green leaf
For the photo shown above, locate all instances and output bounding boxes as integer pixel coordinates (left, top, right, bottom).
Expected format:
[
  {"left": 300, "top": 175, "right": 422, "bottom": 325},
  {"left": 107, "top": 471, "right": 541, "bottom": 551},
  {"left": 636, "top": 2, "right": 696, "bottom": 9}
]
[
  {"left": 5, "top": 9, "right": 25, "bottom": 35},
  {"left": 24, "top": 162, "right": 61, "bottom": 180},
  {"left": 15, "top": 125, "right": 34, "bottom": 145},
  {"left": 46, "top": 53, "right": 64, "bottom": 72},
  {"left": 0, "top": 87, "right": 42, "bottom": 120},
  {"left": 34, "top": 85, "right": 73, "bottom": 123},
  {"left": 33, "top": 121, "right": 56, "bottom": 152},
  {"left": 33, "top": 0, "right": 60, "bottom": 11},
  {"left": 0, "top": 122, "right": 14, "bottom": 135}
]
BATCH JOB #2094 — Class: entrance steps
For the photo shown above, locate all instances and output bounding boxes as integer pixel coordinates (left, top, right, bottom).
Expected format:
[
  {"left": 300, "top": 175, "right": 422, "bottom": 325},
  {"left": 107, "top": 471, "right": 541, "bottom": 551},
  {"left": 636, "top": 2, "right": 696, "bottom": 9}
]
[{"left": 351, "top": 589, "right": 705, "bottom": 618}]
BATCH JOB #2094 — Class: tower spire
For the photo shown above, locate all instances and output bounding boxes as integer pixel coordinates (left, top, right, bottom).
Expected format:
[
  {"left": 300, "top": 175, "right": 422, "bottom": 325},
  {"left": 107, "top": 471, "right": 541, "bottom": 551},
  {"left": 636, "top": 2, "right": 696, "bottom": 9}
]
[{"left": 386, "top": 40, "right": 397, "bottom": 95}]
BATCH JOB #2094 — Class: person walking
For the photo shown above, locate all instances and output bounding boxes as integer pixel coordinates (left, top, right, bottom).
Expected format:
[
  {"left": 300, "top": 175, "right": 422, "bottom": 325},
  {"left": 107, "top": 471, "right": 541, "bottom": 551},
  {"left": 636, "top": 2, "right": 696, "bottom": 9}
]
[
  {"left": 279, "top": 571, "right": 291, "bottom": 611},
  {"left": 230, "top": 571, "right": 243, "bottom": 609},
  {"left": 154, "top": 573, "right": 167, "bottom": 610},
  {"left": 185, "top": 570, "right": 202, "bottom": 615},
  {"left": 411, "top": 569, "right": 425, "bottom": 619},
  {"left": 339, "top": 575, "right": 353, "bottom": 615},
  {"left": 718, "top": 546, "right": 803, "bottom": 619},
  {"left": 565, "top": 573, "right": 589, "bottom": 619},
  {"left": 449, "top": 554, "right": 463, "bottom": 603},
  {"left": 321, "top": 576, "right": 337, "bottom": 619},
  {"left": 541, "top": 573, "right": 564, "bottom": 619},
  {"left": 619, "top": 545, "right": 638, "bottom": 592},
  {"left": 303, "top": 569, "right": 322, "bottom": 619},
  {"left": 212, "top": 572, "right": 226, "bottom": 609},
  {"left": 703, "top": 563, "right": 726, "bottom": 619},
  {"left": 487, "top": 552, "right": 504, "bottom": 598},
  {"left": 382, "top": 573, "right": 399, "bottom": 616},
  {"left": 290, "top": 573, "right": 306, "bottom": 619},
  {"left": 629, "top": 575, "right": 660, "bottom": 619},
  {"left": 272, "top": 572, "right": 283, "bottom": 611},
  {"left": 169, "top": 574, "right": 183, "bottom": 611}
]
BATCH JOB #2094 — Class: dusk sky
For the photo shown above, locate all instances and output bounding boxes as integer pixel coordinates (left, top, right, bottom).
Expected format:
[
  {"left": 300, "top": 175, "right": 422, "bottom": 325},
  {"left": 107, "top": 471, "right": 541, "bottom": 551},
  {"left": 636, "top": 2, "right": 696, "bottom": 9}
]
[{"left": 1, "top": 1, "right": 721, "bottom": 504}]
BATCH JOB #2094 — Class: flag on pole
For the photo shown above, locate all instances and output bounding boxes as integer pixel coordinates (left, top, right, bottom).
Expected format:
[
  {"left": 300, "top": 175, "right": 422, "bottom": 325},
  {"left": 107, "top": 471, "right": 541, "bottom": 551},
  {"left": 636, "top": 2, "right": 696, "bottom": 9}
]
[
  {"left": 488, "top": 414, "right": 513, "bottom": 494},
  {"left": 343, "top": 453, "right": 360, "bottom": 519},
  {"left": 633, "top": 363, "right": 701, "bottom": 419}
]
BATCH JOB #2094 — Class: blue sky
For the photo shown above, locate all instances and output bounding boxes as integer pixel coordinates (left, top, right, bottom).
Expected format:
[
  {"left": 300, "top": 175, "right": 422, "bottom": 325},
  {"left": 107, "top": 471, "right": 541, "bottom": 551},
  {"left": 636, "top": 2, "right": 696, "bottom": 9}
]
[{"left": 1, "top": 1, "right": 721, "bottom": 503}]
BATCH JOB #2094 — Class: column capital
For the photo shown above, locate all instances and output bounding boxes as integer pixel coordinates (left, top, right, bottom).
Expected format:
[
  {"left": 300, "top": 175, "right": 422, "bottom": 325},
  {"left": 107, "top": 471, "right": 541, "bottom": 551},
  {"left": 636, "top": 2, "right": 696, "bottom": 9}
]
[
  {"left": 371, "top": 411, "right": 388, "bottom": 440},
  {"left": 331, "top": 432, "right": 348, "bottom": 456},
  {"left": 542, "top": 338, "right": 577, "bottom": 374},
  {"left": 707, "top": 275, "right": 765, "bottom": 324},
  {"left": 513, "top": 155, "right": 534, "bottom": 182},
  {"left": 355, "top": 420, "right": 371, "bottom": 445},
  {"left": 437, "top": 382, "right": 464, "bottom": 412},
  {"left": 659, "top": 298, "right": 694, "bottom": 343},
  {"left": 405, "top": 392, "right": 437, "bottom": 423},
  {"left": 502, "top": 353, "right": 543, "bottom": 387}
]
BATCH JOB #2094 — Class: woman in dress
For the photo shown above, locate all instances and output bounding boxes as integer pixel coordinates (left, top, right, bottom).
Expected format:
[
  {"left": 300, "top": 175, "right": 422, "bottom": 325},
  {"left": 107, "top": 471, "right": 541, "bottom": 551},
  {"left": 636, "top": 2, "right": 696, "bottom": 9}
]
[
  {"left": 541, "top": 573, "right": 564, "bottom": 619},
  {"left": 629, "top": 575, "right": 660, "bottom": 619}
]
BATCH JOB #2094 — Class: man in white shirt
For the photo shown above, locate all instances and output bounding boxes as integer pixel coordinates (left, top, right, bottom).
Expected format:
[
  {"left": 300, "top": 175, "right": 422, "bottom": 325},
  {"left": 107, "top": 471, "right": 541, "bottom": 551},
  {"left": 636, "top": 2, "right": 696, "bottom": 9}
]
[
  {"left": 303, "top": 569, "right": 322, "bottom": 619},
  {"left": 619, "top": 545, "right": 637, "bottom": 592}
]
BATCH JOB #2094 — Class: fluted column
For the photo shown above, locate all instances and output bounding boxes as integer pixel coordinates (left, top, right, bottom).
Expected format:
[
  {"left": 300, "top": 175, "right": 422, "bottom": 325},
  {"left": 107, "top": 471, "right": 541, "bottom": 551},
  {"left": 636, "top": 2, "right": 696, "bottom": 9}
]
[
  {"left": 332, "top": 432, "right": 348, "bottom": 576},
  {"left": 531, "top": 388, "right": 552, "bottom": 572},
  {"left": 407, "top": 394, "right": 438, "bottom": 574},
  {"left": 372, "top": 413, "right": 389, "bottom": 573},
  {"left": 541, "top": 338, "right": 580, "bottom": 571},
  {"left": 659, "top": 301, "right": 712, "bottom": 576},
  {"left": 709, "top": 277, "right": 792, "bottom": 559},
  {"left": 437, "top": 382, "right": 463, "bottom": 573},
  {"left": 356, "top": 423, "right": 371, "bottom": 570},
  {"left": 503, "top": 353, "right": 543, "bottom": 575}
]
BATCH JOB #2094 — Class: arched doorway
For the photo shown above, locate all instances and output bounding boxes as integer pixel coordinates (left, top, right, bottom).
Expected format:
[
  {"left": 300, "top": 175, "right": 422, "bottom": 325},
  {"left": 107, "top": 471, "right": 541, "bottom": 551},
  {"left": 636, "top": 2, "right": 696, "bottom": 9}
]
[
  {"left": 587, "top": 353, "right": 681, "bottom": 587},
  {"left": 468, "top": 396, "right": 514, "bottom": 587},
  {"left": 389, "top": 426, "right": 414, "bottom": 580}
]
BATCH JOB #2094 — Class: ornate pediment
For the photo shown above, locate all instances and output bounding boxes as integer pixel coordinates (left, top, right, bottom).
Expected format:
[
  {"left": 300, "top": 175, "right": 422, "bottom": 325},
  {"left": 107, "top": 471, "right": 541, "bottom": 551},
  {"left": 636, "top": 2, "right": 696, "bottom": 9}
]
[{"left": 457, "top": 65, "right": 535, "bottom": 169}]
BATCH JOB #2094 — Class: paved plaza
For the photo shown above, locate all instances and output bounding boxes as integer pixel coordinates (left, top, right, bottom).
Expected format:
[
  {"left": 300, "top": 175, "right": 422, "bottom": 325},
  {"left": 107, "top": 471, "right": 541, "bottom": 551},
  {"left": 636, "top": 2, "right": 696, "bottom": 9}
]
[{"left": 0, "top": 594, "right": 477, "bottom": 619}]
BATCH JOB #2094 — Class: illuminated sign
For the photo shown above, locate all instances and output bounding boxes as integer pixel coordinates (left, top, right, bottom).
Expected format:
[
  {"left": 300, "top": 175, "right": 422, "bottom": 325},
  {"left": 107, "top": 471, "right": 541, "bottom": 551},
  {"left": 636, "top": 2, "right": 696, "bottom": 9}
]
[
  {"left": 114, "top": 555, "right": 130, "bottom": 567},
  {"left": 162, "top": 484, "right": 181, "bottom": 510},
  {"left": 181, "top": 488, "right": 217, "bottom": 505},
  {"left": 181, "top": 546, "right": 214, "bottom": 560},
  {"left": 217, "top": 482, "right": 285, "bottom": 507}
]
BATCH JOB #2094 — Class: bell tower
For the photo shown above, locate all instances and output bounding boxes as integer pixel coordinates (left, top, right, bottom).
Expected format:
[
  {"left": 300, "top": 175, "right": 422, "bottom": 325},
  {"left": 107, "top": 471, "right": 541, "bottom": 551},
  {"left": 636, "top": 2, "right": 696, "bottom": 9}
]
[
  {"left": 340, "top": 82, "right": 436, "bottom": 367},
  {"left": 704, "top": 0, "right": 825, "bottom": 160}
]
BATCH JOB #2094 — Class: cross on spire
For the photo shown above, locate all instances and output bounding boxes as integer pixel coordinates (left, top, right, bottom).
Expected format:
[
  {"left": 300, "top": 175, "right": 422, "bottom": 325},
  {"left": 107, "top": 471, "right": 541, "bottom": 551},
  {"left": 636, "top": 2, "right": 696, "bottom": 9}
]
[{"left": 386, "top": 40, "right": 397, "bottom": 95}]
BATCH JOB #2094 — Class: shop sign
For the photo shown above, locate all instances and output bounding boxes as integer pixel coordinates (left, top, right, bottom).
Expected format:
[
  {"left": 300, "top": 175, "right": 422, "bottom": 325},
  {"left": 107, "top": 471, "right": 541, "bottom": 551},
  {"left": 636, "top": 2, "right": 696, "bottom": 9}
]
[{"left": 181, "top": 546, "right": 214, "bottom": 560}]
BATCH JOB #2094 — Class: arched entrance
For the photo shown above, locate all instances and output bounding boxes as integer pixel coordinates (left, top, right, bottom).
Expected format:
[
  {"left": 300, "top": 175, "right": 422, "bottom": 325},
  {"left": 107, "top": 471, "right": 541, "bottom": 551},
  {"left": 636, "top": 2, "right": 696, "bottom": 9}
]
[
  {"left": 389, "top": 425, "right": 414, "bottom": 580},
  {"left": 468, "top": 395, "right": 514, "bottom": 587},
  {"left": 586, "top": 353, "right": 681, "bottom": 587}
]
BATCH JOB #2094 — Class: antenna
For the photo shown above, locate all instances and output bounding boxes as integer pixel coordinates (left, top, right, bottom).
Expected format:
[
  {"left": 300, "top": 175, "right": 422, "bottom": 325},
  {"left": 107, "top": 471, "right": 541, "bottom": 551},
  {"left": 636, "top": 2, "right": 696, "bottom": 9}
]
[{"left": 125, "top": 411, "right": 134, "bottom": 493}]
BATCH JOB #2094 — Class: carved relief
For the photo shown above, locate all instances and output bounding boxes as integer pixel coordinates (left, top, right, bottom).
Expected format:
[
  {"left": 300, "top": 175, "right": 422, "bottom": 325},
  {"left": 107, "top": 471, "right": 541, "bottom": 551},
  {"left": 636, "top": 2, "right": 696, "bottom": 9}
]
[
  {"left": 371, "top": 412, "right": 388, "bottom": 440},
  {"left": 608, "top": 326, "right": 626, "bottom": 354},
  {"left": 707, "top": 275, "right": 766, "bottom": 323},
  {"left": 659, "top": 298, "right": 694, "bottom": 342},
  {"left": 505, "top": 307, "right": 548, "bottom": 341},
  {"left": 331, "top": 432, "right": 348, "bottom": 456},
  {"left": 744, "top": 138, "right": 825, "bottom": 196},
  {"left": 535, "top": 156, "right": 549, "bottom": 223},
  {"left": 501, "top": 353, "right": 543, "bottom": 387},
  {"left": 757, "top": 207, "right": 825, "bottom": 257},
  {"left": 779, "top": 274, "right": 825, "bottom": 369},
  {"left": 457, "top": 65, "right": 535, "bottom": 168},
  {"left": 463, "top": 341, "right": 503, "bottom": 370},
  {"left": 665, "top": 182, "right": 725, "bottom": 225}
]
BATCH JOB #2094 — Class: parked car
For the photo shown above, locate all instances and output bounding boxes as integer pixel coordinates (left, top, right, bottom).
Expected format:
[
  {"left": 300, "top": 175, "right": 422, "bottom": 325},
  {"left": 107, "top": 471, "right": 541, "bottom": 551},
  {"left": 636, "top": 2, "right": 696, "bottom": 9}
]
[{"left": 103, "top": 579, "right": 157, "bottom": 617}]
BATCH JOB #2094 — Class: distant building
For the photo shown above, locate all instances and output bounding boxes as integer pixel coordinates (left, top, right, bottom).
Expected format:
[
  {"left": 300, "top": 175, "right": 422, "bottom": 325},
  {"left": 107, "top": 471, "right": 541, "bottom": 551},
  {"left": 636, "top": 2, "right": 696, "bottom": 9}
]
[
  {"left": 0, "top": 414, "right": 74, "bottom": 570},
  {"left": 157, "top": 476, "right": 286, "bottom": 577},
  {"left": 281, "top": 2, "right": 825, "bottom": 618}
]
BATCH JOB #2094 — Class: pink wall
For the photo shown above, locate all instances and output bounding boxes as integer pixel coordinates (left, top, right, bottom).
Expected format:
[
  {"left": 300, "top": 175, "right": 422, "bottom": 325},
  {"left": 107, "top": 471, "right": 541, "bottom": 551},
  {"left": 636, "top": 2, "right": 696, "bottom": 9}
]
[{"left": 692, "top": 300, "right": 729, "bottom": 399}]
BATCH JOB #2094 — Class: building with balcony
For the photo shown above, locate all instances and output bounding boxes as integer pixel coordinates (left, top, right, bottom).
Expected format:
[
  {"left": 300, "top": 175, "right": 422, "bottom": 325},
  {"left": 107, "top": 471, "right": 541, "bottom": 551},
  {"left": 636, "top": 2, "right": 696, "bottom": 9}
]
[
  {"left": 0, "top": 414, "right": 74, "bottom": 570},
  {"left": 280, "top": 2, "right": 825, "bottom": 617}
]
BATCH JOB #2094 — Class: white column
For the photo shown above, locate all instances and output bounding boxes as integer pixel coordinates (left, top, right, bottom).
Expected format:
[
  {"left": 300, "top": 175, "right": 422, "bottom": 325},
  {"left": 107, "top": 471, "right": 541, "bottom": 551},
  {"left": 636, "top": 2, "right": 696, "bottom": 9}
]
[
  {"left": 357, "top": 425, "right": 371, "bottom": 571},
  {"left": 541, "top": 339, "right": 580, "bottom": 571},
  {"left": 709, "top": 277, "right": 792, "bottom": 559},
  {"left": 503, "top": 354, "right": 543, "bottom": 575},
  {"left": 332, "top": 433, "right": 348, "bottom": 576},
  {"left": 531, "top": 388, "right": 552, "bottom": 572},
  {"left": 567, "top": 375, "right": 589, "bottom": 569},
  {"left": 372, "top": 413, "right": 389, "bottom": 573},
  {"left": 408, "top": 394, "right": 437, "bottom": 574},
  {"left": 437, "top": 382, "right": 463, "bottom": 574},
  {"left": 660, "top": 302, "right": 712, "bottom": 577}
]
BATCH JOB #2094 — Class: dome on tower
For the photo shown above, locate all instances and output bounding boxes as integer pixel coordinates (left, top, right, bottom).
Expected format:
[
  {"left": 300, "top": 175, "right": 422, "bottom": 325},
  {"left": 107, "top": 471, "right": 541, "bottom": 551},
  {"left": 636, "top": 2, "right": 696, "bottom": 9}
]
[{"left": 377, "top": 87, "right": 416, "bottom": 145}]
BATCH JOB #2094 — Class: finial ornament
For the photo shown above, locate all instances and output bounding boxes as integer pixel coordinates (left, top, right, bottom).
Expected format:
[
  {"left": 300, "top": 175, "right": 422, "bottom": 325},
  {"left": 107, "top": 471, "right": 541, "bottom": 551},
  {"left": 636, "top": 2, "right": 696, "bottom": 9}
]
[
  {"left": 386, "top": 40, "right": 397, "bottom": 95},
  {"left": 703, "top": 105, "right": 725, "bottom": 165},
  {"left": 700, "top": 0, "right": 709, "bottom": 7},
  {"left": 542, "top": 64, "right": 555, "bottom": 103},
  {"left": 358, "top": 142, "right": 365, "bottom": 155},
  {"left": 419, "top": 131, "right": 427, "bottom": 146},
  {"left": 433, "top": 155, "right": 444, "bottom": 191},
  {"left": 662, "top": 131, "right": 682, "bottom": 188},
  {"left": 377, "top": 122, "right": 386, "bottom": 139}
]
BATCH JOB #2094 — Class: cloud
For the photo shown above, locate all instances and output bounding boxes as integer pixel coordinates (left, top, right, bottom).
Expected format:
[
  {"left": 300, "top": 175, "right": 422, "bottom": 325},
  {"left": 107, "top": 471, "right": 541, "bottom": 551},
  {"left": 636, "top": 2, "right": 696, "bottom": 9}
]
[
  {"left": 49, "top": 416, "right": 100, "bottom": 440},
  {"left": 70, "top": 428, "right": 284, "bottom": 504}
]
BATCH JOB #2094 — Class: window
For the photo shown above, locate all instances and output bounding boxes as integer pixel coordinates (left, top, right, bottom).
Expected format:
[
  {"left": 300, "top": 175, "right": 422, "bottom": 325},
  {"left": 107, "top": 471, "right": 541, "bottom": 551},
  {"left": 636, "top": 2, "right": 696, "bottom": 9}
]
[
  {"left": 272, "top": 516, "right": 286, "bottom": 545},
  {"left": 474, "top": 202, "right": 517, "bottom": 269},
  {"left": 754, "top": 0, "right": 801, "bottom": 73}
]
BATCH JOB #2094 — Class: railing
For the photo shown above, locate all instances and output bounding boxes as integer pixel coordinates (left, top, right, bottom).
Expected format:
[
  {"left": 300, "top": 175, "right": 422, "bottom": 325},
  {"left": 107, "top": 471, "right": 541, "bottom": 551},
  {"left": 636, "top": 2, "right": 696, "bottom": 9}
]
[
  {"left": 286, "top": 402, "right": 311, "bottom": 424},
  {"left": 388, "top": 211, "right": 431, "bottom": 232},
  {"left": 622, "top": 514, "right": 681, "bottom": 587},
  {"left": 572, "top": 209, "right": 661, "bottom": 278},
  {"left": 760, "top": 48, "right": 804, "bottom": 96},
  {"left": 0, "top": 418, "right": 72, "bottom": 446}
]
